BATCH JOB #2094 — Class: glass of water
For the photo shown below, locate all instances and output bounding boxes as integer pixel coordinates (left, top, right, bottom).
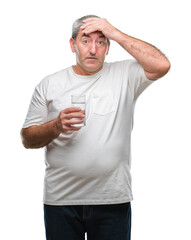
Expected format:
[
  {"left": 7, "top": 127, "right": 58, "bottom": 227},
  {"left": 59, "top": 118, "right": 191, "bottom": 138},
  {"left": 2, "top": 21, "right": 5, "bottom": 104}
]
[{"left": 71, "top": 95, "right": 86, "bottom": 127}]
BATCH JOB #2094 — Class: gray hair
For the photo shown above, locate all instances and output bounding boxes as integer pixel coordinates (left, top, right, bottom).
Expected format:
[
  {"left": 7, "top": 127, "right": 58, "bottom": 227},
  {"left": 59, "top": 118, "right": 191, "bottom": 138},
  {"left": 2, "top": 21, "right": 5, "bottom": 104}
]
[{"left": 72, "top": 15, "right": 100, "bottom": 40}]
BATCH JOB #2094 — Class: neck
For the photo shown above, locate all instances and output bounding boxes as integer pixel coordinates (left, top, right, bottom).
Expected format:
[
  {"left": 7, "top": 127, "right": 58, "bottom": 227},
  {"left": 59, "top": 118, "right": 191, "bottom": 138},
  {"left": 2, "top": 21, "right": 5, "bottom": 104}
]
[{"left": 72, "top": 65, "right": 103, "bottom": 76}]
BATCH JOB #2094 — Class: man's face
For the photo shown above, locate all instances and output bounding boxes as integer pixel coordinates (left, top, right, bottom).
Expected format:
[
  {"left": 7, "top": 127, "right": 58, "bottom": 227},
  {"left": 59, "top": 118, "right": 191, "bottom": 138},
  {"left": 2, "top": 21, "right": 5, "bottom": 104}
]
[{"left": 70, "top": 29, "right": 110, "bottom": 75}]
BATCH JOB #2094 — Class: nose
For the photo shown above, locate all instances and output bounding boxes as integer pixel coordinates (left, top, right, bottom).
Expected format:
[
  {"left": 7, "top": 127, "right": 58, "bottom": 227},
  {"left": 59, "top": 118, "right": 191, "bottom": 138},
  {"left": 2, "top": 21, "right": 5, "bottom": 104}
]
[{"left": 89, "top": 42, "right": 96, "bottom": 55}]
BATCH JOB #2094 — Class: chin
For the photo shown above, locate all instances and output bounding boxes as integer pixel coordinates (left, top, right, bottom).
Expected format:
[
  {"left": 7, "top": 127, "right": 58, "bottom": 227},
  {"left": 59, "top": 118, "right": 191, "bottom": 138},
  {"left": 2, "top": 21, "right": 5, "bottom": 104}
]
[{"left": 85, "top": 64, "right": 102, "bottom": 73}]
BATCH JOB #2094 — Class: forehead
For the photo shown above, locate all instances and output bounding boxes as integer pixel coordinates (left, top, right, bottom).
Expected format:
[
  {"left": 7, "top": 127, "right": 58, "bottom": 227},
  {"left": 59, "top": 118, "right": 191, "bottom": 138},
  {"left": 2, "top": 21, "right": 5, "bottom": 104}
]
[{"left": 77, "top": 29, "right": 106, "bottom": 40}]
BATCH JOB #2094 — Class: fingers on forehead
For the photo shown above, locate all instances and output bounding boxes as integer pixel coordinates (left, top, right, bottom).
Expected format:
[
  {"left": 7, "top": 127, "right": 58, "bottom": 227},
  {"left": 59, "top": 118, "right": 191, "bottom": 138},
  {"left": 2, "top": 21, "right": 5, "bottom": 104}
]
[{"left": 83, "top": 17, "right": 99, "bottom": 22}]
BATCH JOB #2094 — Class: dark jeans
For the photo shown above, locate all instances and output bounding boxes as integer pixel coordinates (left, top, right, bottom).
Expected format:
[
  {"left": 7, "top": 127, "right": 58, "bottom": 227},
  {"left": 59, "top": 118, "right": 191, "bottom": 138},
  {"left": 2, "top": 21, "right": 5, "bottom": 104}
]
[{"left": 44, "top": 202, "right": 131, "bottom": 240}]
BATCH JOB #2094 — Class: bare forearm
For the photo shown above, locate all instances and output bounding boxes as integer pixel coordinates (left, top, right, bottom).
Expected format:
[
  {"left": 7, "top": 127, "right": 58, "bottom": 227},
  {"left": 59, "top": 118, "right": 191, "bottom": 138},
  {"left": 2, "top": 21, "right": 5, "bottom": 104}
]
[
  {"left": 114, "top": 31, "right": 170, "bottom": 79},
  {"left": 21, "top": 120, "right": 61, "bottom": 149}
]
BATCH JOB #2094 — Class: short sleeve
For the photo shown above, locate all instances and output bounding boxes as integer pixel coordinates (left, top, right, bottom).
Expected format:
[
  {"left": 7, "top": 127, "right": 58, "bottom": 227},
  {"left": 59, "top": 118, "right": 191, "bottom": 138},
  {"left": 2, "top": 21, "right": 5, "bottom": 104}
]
[
  {"left": 128, "top": 60, "right": 154, "bottom": 101},
  {"left": 22, "top": 78, "right": 49, "bottom": 128}
]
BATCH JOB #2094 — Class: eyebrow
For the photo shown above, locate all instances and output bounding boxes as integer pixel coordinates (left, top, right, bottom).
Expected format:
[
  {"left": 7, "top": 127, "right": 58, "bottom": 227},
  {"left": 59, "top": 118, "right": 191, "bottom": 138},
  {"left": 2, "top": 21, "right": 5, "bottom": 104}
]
[
  {"left": 81, "top": 33, "right": 106, "bottom": 39},
  {"left": 81, "top": 33, "right": 90, "bottom": 38}
]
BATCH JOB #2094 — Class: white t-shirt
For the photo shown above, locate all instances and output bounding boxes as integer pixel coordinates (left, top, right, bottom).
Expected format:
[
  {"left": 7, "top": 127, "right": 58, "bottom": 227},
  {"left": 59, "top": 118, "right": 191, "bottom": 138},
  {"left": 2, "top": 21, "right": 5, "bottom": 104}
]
[{"left": 23, "top": 59, "right": 154, "bottom": 205}]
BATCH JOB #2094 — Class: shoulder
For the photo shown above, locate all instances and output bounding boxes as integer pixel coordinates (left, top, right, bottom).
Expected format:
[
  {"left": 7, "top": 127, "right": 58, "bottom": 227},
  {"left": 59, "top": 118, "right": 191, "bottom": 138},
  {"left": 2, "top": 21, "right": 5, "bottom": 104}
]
[
  {"left": 37, "top": 67, "right": 70, "bottom": 88},
  {"left": 34, "top": 67, "right": 70, "bottom": 97},
  {"left": 104, "top": 59, "right": 138, "bottom": 71},
  {"left": 43, "top": 67, "right": 70, "bottom": 84},
  {"left": 106, "top": 59, "right": 150, "bottom": 79}
]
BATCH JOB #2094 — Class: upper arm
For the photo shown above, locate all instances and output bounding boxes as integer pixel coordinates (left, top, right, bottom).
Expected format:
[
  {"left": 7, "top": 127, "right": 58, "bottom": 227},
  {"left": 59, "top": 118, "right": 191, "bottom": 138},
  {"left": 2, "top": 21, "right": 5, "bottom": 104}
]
[
  {"left": 144, "top": 60, "right": 171, "bottom": 81},
  {"left": 127, "top": 60, "right": 154, "bottom": 100},
  {"left": 144, "top": 69, "right": 159, "bottom": 81},
  {"left": 22, "top": 78, "right": 48, "bottom": 129}
]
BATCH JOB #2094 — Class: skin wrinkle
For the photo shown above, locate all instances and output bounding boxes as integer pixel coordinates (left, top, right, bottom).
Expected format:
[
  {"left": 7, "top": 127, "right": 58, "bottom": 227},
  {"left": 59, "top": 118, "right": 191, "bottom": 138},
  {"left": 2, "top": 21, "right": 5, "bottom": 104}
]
[{"left": 70, "top": 29, "right": 110, "bottom": 75}]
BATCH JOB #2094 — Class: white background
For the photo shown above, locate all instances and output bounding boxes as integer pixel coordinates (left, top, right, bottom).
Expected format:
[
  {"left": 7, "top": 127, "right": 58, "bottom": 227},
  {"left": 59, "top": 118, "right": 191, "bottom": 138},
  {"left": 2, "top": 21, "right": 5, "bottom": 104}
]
[{"left": 0, "top": 0, "right": 190, "bottom": 239}]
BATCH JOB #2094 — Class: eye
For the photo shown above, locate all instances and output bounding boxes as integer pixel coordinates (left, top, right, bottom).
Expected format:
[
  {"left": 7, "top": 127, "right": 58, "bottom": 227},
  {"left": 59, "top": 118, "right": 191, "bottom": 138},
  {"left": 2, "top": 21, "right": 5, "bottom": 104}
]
[
  {"left": 97, "top": 41, "right": 105, "bottom": 46},
  {"left": 82, "top": 40, "right": 89, "bottom": 44}
]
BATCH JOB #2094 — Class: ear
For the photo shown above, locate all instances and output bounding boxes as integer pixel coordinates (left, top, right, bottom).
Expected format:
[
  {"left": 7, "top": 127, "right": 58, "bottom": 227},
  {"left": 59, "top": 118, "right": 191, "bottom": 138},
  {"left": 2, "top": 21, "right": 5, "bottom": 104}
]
[{"left": 69, "top": 38, "right": 76, "bottom": 53}]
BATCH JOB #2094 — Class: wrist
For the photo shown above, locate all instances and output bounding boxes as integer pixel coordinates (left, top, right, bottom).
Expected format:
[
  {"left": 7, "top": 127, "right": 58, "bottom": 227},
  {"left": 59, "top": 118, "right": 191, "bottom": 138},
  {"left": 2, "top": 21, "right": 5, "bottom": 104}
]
[
  {"left": 52, "top": 119, "right": 61, "bottom": 137},
  {"left": 110, "top": 29, "right": 124, "bottom": 42}
]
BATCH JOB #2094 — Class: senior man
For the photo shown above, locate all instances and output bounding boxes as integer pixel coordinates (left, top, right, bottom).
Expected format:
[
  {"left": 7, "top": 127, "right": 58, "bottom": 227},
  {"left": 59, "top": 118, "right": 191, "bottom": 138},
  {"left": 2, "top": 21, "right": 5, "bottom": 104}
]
[{"left": 21, "top": 15, "right": 170, "bottom": 240}]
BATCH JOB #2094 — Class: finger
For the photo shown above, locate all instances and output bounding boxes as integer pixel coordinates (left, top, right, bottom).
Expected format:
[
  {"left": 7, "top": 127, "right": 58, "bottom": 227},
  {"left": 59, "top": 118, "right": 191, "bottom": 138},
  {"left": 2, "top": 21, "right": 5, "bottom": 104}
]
[
  {"left": 82, "top": 20, "right": 100, "bottom": 27},
  {"left": 62, "top": 107, "right": 81, "bottom": 114},
  {"left": 63, "top": 125, "right": 82, "bottom": 131},
  {"left": 64, "top": 118, "right": 85, "bottom": 125},
  {"left": 81, "top": 23, "right": 93, "bottom": 30},
  {"left": 82, "top": 20, "right": 98, "bottom": 27},
  {"left": 63, "top": 112, "right": 85, "bottom": 119},
  {"left": 81, "top": 25, "right": 99, "bottom": 35},
  {"left": 82, "top": 17, "right": 100, "bottom": 23},
  {"left": 81, "top": 20, "right": 100, "bottom": 29}
]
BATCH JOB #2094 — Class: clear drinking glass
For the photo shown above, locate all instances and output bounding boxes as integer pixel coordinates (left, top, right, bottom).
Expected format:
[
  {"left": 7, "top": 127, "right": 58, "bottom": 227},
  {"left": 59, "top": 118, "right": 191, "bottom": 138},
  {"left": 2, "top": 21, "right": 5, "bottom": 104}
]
[{"left": 71, "top": 95, "right": 86, "bottom": 127}]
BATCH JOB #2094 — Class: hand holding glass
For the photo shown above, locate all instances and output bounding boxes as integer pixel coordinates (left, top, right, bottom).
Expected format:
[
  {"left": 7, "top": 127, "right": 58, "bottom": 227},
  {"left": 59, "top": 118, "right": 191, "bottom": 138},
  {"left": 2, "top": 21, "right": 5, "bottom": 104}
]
[{"left": 71, "top": 95, "right": 86, "bottom": 127}]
